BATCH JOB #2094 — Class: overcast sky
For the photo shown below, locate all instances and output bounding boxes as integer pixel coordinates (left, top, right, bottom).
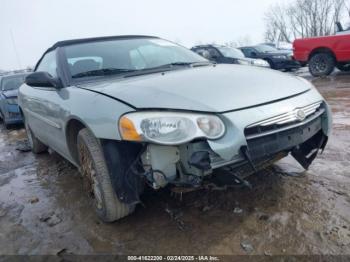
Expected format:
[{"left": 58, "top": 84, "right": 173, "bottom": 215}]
[{"left": 0, "top": 0, "right": 292, "bottom": 70}]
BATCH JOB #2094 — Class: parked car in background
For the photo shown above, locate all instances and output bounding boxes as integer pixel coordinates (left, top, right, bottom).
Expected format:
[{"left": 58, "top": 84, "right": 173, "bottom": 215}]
[
  {"left": 239, "top": 44, "right": 300, "bottom": 71},
  {"left": 0, "top": 73, "right": 27, "bottom": 128},
  {"left": 293, "top": 31, "right": 350, "bottom": 76},
  {"left": 191, "top": 44, "right": 270, "bottom": 68},
  {"left": 19, "top": 35, "right": 331, "bottom": 222},
  {"left": 261, "top": 42, "right": 293, "bottom": 51}
]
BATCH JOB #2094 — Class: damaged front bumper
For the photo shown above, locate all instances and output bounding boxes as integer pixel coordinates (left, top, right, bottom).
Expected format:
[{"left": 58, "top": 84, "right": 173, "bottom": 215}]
[
  {"left": 103, "top": 89, "right": 332, "bottom": 204},
  {"left": 141, "top": 95, "right": 331, "bottom": 189}
]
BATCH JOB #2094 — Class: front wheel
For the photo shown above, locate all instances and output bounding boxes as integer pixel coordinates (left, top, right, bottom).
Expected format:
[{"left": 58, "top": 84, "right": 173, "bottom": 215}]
[
  {"left": 308, "top": 53, "right": 335, "bottom": 77},
  {"left": 77, "top": 128, "right": 135, "bottom": 222}
]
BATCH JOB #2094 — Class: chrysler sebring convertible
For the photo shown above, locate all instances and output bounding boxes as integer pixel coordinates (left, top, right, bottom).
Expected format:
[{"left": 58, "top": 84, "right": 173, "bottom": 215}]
[{"left": 19, "top": 36, "right": 332, "bottom": 222}]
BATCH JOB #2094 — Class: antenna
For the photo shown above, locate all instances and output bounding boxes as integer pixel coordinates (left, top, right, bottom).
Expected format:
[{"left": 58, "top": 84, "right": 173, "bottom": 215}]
[{"left": 10, "top": 29, "right": 22, "bottom": 69}]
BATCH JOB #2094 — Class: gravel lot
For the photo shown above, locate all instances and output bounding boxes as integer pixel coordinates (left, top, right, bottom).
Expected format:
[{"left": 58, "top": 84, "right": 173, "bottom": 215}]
[{"left": 0, "top": 69, "right": 349, "bottom": 256}]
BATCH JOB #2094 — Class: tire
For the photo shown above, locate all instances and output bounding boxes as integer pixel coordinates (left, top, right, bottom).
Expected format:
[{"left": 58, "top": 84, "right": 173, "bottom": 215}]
[
  {"left": 308, "top": 53, "right": 335, "bottom": 77},
  {"left": 77, "top": 128, "right": 135, "bottom": 222},
  {"left": 24, "top": 117, "right": 47, "bottom": 153},
  {"left": 336, "top": 64, "right": 350, "bottom": 72}
]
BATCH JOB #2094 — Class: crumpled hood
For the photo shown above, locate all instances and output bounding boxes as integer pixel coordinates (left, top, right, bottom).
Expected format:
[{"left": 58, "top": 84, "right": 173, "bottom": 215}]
[
  {"left": 2, "top": 89, "right": 18, "bottom": 98},
  {"left": 78, "top": 64, "right": 310, "bottom": 112}
]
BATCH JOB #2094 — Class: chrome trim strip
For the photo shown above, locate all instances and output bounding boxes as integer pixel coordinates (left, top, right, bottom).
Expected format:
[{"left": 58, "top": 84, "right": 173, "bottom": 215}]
[
  {"left": 246, "top": 108, "right": 325, "bottom": 140},
  {"left": 247, "top": 101, "right": 322, "bottom": 127},
  {"left": 24, "top": 108, "right": 61, "bottom": 129}
]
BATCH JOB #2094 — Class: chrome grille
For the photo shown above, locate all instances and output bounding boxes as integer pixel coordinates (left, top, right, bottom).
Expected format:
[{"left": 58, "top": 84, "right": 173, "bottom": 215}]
[
  {"left": 247, "top": 101, "right": 322, "bottom": 128},
  {"left": 244, "top": 101, "right": 325, "bottom": 140}
]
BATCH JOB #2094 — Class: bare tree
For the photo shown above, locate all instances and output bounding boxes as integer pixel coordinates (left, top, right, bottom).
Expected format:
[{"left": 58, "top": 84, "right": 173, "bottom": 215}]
[
  {"left": 224, "top": 36, "right": 252, "bottom": 48},
  {"left": 264, "top": 0, "right": 347, "bottom": 43}
]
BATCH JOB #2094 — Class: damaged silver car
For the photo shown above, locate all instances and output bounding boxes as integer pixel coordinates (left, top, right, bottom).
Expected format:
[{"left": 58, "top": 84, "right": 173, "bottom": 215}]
[{"left": 18, "top": 36, "right": 332, "bottom": 222}]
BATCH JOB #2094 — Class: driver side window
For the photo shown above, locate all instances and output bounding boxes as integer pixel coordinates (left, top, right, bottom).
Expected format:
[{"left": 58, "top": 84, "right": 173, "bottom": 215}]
[{"left": 36, "top": 51, "right": 58, "bottom": 78}]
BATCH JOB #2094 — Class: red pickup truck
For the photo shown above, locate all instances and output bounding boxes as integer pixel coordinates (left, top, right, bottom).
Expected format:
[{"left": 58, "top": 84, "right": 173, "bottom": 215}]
[{"left": 293, "top": 32, "right": 350, "bottom": 76}]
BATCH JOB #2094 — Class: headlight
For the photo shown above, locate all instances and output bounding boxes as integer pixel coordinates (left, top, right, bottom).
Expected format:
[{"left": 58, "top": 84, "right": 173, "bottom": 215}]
[
  {"left": 272, "top": 55, "right": 287, "bottom": 59},
  {"left": 237, "top": 59, "right": 250, "bottom": 65},
  {"left": 253, "top": 60, "right": 269, "bottom": 67},
  {"left": 119, "top": 112, "right": 225, "bottom": 145},
  {"left": 6, "top": 98, "right": 18, "bottom": 105}
]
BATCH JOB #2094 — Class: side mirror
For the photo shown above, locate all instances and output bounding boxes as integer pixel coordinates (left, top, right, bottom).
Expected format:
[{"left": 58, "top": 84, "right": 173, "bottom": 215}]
[
  {"left": 251, "top": 52, "right": 257, "bottom": 57},
  {"left": 25, "top": 72, "right": 62, "bottom": 88}
]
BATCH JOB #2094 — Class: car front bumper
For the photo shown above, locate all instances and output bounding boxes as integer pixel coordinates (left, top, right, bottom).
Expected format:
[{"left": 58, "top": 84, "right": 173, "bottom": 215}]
[
  {"left": 273, "top": 59, "right": 301, "bottom": 70},
  {"left": 3, "top": 104, "right": 23, "bottom": 124},
  {"left": 141, "top": 87, "right": 332, "bottom": 188}
]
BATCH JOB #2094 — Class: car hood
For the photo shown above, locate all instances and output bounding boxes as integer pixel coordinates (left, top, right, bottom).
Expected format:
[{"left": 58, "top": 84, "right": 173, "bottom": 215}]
[
  {"left": 78, "top": 64, "right": 310, "bottom": 113},
  {"left": 239, "top": 57, "right": 266, "bottom": 63},
  {"left": 2, "top": 89, "right": 18, "bottom": 98},
  {"left": 265, "top": 50, "right": 292, "bottom": 56}
]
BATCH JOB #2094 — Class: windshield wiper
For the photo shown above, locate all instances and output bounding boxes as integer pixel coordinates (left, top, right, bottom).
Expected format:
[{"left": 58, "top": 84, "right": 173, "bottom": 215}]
[
  {"left": 151, "top": 61, "right": 212, "bottom": 69},
  {"left": 72, "top": 68, "right": 136, "bottom": 78}
]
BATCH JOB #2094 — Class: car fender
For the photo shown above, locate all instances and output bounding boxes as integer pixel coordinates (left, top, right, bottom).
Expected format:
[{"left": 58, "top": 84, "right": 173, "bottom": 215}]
[{"left": 66, "top": 86, "right": 135, "bottom": 140}]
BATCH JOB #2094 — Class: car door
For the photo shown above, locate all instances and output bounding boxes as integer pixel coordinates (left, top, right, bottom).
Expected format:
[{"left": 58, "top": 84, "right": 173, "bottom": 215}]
[
  {"left": 21, "top": 50, "right": 70, "bottom": 158},
  {"left": 336, "top": 34, "right": 350, "bottom": 61}
]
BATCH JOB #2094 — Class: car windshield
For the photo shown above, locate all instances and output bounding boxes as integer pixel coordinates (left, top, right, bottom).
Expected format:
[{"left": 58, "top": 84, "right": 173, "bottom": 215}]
[
  {"left": 254, "top": 45, "right": 278, "bottom": 53},
  {"left": 1, "top": 75, "right": 26, "bottom": 91},
  {"left": 217, "top": 46, "right": 245, "bottom": 59},
  {"left": 63, "top": 38, "right": 208, "bottom": 79}
]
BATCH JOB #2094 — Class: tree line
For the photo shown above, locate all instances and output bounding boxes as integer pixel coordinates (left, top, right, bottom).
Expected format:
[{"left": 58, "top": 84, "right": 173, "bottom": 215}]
[{"left": 264, "top": 0, "right": 350, "bottom": 43}]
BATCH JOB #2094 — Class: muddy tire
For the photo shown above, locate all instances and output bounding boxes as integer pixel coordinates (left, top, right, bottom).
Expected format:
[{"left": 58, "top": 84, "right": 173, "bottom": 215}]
[
  {"left": 77, "top": 128, "right": 135, "bottom": 222},
  {"left": 308, "top": 53, "right": 335, "bottom": 77},
  {"left": 24, "top": 118, "right": 47, "bottom": 153}
]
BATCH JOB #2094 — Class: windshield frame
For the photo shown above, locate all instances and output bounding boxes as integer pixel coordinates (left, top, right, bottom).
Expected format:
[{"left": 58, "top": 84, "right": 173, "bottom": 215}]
[{"left": 59, "top": 37, "right": 210, "bottom": 85}]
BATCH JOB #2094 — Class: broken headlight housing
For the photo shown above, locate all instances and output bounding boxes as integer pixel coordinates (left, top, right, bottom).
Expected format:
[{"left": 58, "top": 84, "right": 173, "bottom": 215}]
[{"left": 119, "top": 112, "right": 225, "bottom": 145}]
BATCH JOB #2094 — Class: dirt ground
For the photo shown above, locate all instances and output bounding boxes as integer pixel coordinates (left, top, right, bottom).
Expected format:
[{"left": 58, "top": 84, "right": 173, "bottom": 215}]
[{"left": 0, "top": 69, "right": 349, "bottom": 256}]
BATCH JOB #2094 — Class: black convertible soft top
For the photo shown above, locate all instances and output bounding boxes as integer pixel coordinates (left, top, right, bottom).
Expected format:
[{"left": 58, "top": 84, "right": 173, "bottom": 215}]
[{"left": 46, "top": 35, "right": 158, "bottom": 53}]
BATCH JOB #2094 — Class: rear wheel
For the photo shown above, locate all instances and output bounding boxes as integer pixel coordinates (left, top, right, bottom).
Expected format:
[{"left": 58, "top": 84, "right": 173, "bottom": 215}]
[
  {"left": 24, "top": 118, "right": 47, "bottom": 153},
  {"left": 308, "top": 53, "right": 335, "bottom": 77},
  {"left": 77, "top": 128, "right": 135, "bottom": 222}
]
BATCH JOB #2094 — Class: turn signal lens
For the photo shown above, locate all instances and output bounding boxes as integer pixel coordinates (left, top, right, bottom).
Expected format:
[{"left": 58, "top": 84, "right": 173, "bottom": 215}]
[
  {"left": 119, "top": 116, "right": 141, "bottom": 141},
  {"left": 197, "top": 116, "right": 225, "bottom": 139}
]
